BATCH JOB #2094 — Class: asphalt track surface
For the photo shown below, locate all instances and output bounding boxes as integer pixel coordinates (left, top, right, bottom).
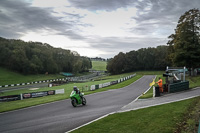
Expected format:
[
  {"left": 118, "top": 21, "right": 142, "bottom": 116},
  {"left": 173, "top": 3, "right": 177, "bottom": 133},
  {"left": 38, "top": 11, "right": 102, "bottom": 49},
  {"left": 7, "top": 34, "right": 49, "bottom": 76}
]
[
  {"left": 0, "top": 75, "right": 154, "bottom": 133},
  {"left": 120, "top": 87, "right": 200, "bottom": 112},
  {"left": 0, "top": 83, "right": 49, "bottom": 92}
]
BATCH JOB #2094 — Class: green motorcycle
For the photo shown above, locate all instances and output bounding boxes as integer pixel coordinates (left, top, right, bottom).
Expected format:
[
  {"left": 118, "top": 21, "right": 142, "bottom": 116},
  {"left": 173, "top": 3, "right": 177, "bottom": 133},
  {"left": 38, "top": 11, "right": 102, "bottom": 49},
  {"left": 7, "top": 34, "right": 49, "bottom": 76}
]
[{"left": 70, "top": 90, "right": 86, "bottom": 107}]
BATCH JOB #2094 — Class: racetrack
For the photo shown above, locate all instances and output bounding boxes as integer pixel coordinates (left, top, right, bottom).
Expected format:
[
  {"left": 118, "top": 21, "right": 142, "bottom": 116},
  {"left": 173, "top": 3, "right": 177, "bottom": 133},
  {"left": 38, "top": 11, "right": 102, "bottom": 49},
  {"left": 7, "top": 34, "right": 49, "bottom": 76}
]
[
  {"left": 0, "top": 75, "right": 155, "bottom": 133},
  {"left": 0, "top": 83, "right": 49, "bottom": 92}
]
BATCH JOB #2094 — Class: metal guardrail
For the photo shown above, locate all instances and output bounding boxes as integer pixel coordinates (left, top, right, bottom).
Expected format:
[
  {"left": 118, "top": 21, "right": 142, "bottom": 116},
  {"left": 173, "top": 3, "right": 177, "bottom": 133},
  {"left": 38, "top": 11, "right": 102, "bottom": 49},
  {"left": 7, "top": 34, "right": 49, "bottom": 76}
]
[{"left": 0, "top": 73, "right": 106, "bottom": 88}]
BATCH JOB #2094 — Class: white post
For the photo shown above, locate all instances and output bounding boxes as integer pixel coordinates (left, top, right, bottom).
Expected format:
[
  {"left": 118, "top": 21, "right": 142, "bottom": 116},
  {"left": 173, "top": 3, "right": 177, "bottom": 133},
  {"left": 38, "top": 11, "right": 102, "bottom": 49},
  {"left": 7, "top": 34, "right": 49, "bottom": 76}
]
[
  {"left": 183, "top": 66, "right": 186, "bottom": 81},
  {"left": 20, "top": 94, "right": 23, "bottom": 100},
  {"left": 153, "top": 86, "right": 155, "bottom": 97}
]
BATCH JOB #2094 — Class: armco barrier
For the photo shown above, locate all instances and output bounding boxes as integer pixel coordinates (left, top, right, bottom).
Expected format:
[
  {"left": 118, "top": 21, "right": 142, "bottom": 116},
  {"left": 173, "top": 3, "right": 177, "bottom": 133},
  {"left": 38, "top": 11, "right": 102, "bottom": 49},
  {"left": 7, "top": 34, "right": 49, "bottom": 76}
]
[
  {"left": 111, "top": 80, "right": 118, "bottom": 85},
  {"left": 0, "top": 89, "right": 64, "bottom": 102},
  {"left": 99, "top": 84, "right": 103, "bottom": 88},
  {"left": 0, "top": 78, "right": 65, "bottom": 88},
  {"left": 0, "top": 72, "right": 104, "bottom": 88},
  {"left": 0, "top": 95, "right": 21, "bottom": 102},
  {"left": 103, "top": 82, "right": 110, "bottom": 87},
  {"left": 95, "top": 85, "right": 99, "bottom": 89},
  {"left": 55, "top": 89, "right": 65, "bottom": 94},
  {"left": 90, "top": 85, "right": 95, "bottom": 90},
  {"left": 90, "top": 74, "right": 136, "bottom": 91},
  {"left": 22, "top": 90, "right": 55, "bottom": 99}
]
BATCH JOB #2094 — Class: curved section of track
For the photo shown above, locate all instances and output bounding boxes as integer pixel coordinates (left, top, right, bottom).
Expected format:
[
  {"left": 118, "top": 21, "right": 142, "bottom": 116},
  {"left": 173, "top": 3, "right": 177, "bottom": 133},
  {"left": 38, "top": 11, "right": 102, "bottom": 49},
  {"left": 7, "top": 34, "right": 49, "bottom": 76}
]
[{"left": 0, "top": 75, "right": 154, "bottom": 133}]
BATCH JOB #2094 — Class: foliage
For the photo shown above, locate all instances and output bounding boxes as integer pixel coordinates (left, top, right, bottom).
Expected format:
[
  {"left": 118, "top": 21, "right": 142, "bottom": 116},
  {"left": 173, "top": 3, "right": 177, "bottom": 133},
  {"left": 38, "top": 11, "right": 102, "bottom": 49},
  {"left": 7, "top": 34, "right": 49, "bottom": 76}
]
[
  {"left": 107, "top": 46, "right": 170, "bottom": 74},
  {"left": 168, "top": 9, "right": 200, "bottom": 70},
  {"left": 186, "top": 75, "right": 200, "bottom": 88},
  {"left": 107, "top": 52, "right": 126, "bottom": 74},
  {"left": 0, "top": 37, "right": 92, "bottom": 74}
]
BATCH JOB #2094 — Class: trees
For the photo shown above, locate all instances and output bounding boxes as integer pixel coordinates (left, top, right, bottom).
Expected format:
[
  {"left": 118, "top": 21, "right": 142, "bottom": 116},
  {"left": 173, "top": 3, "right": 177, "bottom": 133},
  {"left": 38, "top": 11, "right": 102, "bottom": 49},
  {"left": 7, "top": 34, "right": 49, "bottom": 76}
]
[
  {"left": 107, "top": 46, "right": 169, "bottom": 75},
  {"left": 168, "top": 9, "right": 200, "bottom": 71},
  {"left": 106, "top": 52, "right": 125, "bottom": 74},
  {"left": 81, "top": 57, "right": 92, "bottom": 72},
  {"left": 0, "top": 37, "right": 92, "bottom": 74}
]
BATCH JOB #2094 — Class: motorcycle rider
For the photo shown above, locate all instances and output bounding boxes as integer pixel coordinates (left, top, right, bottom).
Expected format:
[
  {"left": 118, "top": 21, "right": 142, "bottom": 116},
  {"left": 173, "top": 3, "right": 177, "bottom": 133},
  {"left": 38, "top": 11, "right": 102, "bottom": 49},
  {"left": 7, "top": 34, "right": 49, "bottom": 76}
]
[{"left": 73, "top": 86, "right": 83, "bottom": 98}]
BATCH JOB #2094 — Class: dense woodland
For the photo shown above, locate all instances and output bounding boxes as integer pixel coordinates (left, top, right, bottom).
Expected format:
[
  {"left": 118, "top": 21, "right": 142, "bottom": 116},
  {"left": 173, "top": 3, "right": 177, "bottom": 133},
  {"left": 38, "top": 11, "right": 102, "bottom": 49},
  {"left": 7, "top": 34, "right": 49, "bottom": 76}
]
[
  {"left": 107, "top": 9, "right": 200, "bottom": 75},
  {"left": 106, "top": 46, "right": 170, "bottom": 74},
  {"left": 0, "top": 37, "right": 92, "bottom": 74}
]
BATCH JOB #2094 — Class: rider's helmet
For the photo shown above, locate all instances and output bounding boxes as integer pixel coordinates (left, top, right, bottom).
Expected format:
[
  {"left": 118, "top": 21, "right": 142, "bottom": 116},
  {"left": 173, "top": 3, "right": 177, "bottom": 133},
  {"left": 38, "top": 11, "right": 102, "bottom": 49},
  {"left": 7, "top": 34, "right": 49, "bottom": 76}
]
[{"left": 73, "top": 86, "right": 78, "bottom": 91}]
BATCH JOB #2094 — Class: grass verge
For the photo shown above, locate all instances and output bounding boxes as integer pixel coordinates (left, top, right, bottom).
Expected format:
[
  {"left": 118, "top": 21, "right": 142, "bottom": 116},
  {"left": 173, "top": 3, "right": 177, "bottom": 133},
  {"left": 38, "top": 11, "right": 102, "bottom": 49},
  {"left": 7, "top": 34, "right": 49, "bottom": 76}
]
[
  {"left": 186, "top": 75, "right": 200, "bottom": 88},
  {"left": 175, "top": 96, "right": 200, "bottom": 132},
  {"left": 0, "top": 73, "right": 141, "bottom": 112},
  {"left": 72, "top": 96, "right": 200, "bottom": 133},
  {"left": 0, "top": 67, "right": 65, "bottom": 86}
]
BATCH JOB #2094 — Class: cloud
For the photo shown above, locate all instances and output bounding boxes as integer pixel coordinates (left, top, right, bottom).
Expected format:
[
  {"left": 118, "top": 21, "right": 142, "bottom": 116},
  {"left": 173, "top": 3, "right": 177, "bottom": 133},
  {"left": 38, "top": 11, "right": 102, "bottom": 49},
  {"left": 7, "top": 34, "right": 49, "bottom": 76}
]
[
  {"left": 0, "top": 0, "right": 84, "bottom": 40},
  {"left": 68, "top": 0, "right": 136, "bottom": 11},
  {"left": 84, "top": 36, "right": 167, "bottom": 58},
  {"left": 132, "top": 0, "right": 200, "bottom": 37},
  {"left": 1, "top": 0, "right": 200, "bottom": 58}
]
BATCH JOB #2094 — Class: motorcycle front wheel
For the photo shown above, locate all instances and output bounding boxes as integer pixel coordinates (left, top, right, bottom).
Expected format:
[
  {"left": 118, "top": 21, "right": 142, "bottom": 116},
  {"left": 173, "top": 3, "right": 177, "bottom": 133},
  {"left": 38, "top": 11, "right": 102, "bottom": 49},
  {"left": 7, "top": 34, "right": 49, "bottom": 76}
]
[
  {"left": 71, "top": 99, "right": 77, "bottom": 107},
  {"left": 82, "top": 97, "right": 86, "bottom": 105}
]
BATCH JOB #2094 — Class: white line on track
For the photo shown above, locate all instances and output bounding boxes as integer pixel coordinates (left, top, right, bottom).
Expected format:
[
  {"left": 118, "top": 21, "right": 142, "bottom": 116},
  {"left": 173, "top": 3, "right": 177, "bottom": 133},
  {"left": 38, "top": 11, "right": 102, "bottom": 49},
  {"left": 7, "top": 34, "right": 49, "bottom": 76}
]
[
  {"left": 65, "top": 111, "right": 116, "bottom": 133},
  {"left": 65, "top": 75, "right": 153, "bottom": 133},
  {"left": 66, "top": 93, "right": 200, "bottom": 133},
  {"left": 65, "top": 80, "right": 200, "bottom": 133},
  {"left": 118, "top": 95, "right": 200, "bottom": 113}
]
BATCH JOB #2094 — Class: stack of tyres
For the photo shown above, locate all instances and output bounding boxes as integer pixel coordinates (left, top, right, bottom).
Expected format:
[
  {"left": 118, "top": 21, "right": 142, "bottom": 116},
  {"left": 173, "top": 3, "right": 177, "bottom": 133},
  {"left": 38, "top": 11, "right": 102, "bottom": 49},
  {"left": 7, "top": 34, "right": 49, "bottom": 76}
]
[{"left": 155, "top": 86, "right": 160, "bottom": 97}]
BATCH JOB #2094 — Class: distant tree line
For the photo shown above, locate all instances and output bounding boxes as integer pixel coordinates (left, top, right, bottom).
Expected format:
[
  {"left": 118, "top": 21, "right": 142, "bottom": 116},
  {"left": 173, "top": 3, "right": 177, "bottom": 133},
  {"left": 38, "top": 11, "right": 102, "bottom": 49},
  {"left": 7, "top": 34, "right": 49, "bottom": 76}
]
[
  {"left": 90, "top": 57, "right": 106, "bottom": 61},
  {"left": 107, "top": 46, "right": 170, "bottom": 74},
  {"left": 107, "top": 8, "right": 200, "bottom": 75},
  {"left": 0, "top": 37, "right": 92, "bottom": 74}
]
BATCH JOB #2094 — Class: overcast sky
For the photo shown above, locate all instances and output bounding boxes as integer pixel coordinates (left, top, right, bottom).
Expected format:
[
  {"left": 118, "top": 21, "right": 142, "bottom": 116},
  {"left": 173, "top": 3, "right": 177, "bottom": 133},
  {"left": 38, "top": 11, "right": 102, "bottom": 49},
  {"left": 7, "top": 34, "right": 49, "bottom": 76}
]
[{"left": 0, "top": 0, "right": 199, "bottom": 58}]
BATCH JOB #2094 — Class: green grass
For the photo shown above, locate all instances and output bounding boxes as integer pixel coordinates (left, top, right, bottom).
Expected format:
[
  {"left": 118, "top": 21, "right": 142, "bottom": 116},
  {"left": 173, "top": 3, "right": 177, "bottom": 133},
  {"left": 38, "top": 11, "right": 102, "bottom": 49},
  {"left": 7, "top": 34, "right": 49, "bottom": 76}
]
[
  {"left": 72, "top": 97, "right": 200, "bottom": 133},
  {"left": 0, "top": 72, "right": 137, "bottom": 96},
  {"left": 85, "top": 75, "right": 142, "bottom": 94},
  {"left": 139, "top": 75, "right": 166, "bottom": 99},
  {"left": 135, "top": 71, "right": 164, "bottom": 75},
  {"left": 0, "top": 67, "right": 65, "bottom": 86},
  {"left": 92, "top": 61, "right": 107, "bottom": 71},
  {"left": 186, "top": 75, "right": 200, "bottom": 88},
  {"left": 1, "top": 70, "right": 199, "bottom": 112},
  {"left": 0, "top": 72, "right": 141, "bottom": 112},
  {"left": 0, "top": 71, "right": 167, "bottom": 112},
  {"left": 175, "top": 96, "right": 200, "bottom": 132}
]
